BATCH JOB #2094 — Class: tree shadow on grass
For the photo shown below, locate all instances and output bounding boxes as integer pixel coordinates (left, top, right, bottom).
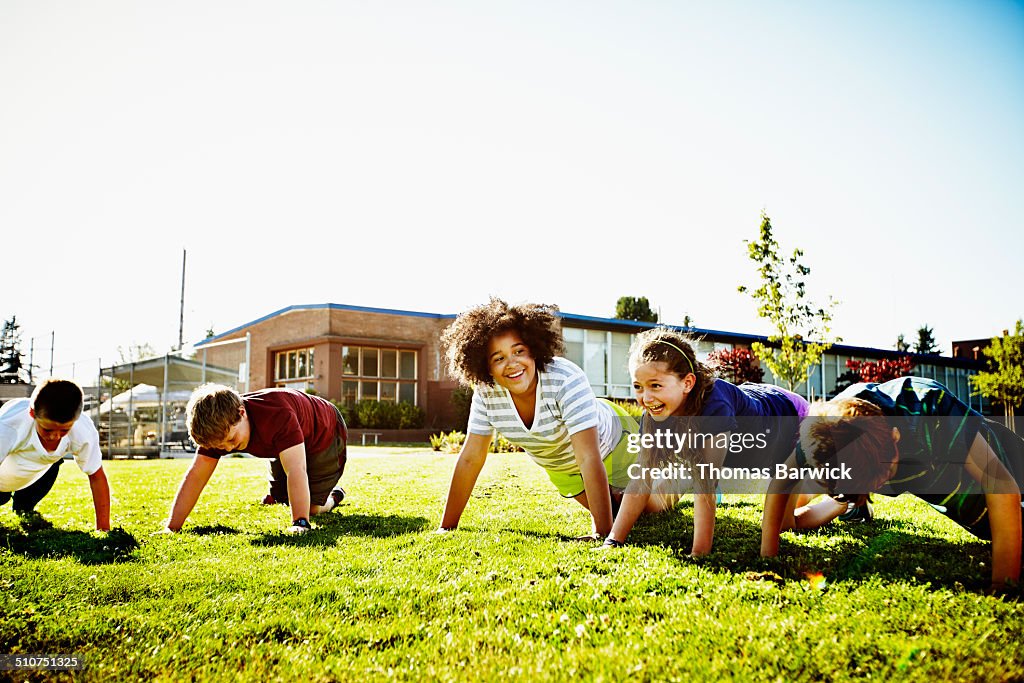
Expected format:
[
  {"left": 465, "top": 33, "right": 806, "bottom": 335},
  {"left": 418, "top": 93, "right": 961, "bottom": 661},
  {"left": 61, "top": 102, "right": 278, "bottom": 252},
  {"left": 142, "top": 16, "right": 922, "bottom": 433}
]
[
  {"left": 0, "top": 525, "right": 139, "bottom": 565},
  {"left": 250, "top": 513, "right": 430, "bottom": 547},
  {"left": 624, "top": 507, "right": 999, "bottom": 593}
]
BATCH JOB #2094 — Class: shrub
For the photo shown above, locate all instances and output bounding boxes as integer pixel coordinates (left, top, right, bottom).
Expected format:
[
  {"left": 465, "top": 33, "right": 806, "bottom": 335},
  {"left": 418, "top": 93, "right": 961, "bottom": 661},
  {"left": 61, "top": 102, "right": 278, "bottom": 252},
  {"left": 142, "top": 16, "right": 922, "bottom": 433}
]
[
  {"left": 430, "top": 430, "right": 467, "bottom": 453},
  {"left": 449, "top": 386, "right": 474, "bottom": 431},
  {"left": 332, "top": 399, "right": 425, "bottom": 430},
  {"left": 611, "top": 399, "right": 643, "bottom": 419},
  {"left": 428, "top": 430, "right": 522, "bottom": 454},
  {"left": 707, "top": 347, "right": 765, "bottom": 384}
]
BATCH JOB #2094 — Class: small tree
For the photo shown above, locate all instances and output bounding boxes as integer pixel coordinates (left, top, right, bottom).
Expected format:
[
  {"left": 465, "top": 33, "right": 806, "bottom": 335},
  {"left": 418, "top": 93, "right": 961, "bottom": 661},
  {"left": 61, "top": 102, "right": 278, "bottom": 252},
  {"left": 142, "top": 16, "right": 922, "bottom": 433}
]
[
  {"left": 738, "top": 211, "right": 838, "bottom": 391},
  {"left": 970, "top": 320, "right": 1024, "bottom": 433},
  {"left": 914, "top": 325, "right": 940, "bottom": 355},
  {"left": 0, "top": 316, "right": 28, "bottom": 384},
  {"left": 615, "top": 297, "right": 658, "bottom": 323},
  {"left": 846, "top": 357, "right": 915, "bottom": 384},
  {"left": 895, "top": 334, "right": 910, "bottom": 353},
  {"left": 707, "top": 347, "right": 765, "bottom": 385}
]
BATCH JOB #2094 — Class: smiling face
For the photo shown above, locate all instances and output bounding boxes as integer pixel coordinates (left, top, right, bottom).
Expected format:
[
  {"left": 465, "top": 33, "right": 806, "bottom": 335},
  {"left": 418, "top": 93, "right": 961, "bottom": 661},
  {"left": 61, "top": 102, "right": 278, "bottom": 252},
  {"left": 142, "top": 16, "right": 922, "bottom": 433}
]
[
  {"left": 202, "top": 407, "right": 251, "bottom": 452},
  {"left": 631, "top": 360, "right": 696, "bottom": 420},
  {"left": 487, "top": 331, "right": 537, "bottom": 397},
  {"left": 30, "top": 409, "right": 76, "bottom": 452}
]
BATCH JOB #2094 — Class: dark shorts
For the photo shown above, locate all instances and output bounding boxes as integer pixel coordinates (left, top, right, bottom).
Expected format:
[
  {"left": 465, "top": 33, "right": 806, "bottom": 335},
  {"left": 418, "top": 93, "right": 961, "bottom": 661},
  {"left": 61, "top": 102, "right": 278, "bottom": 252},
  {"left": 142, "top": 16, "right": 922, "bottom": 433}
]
[{"left": 268, "top": 406, "right": 347, "bottom": 505}]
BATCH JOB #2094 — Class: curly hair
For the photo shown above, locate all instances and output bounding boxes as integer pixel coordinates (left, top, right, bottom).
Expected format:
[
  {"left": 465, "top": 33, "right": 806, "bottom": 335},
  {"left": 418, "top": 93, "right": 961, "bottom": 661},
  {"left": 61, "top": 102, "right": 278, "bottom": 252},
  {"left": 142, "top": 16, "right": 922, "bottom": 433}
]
[
  {"left": 441, "top": 298, "right": 564, "bottom": 387},
  {"left": 628, "top": 327, "right": 716, "bottom": 416}
]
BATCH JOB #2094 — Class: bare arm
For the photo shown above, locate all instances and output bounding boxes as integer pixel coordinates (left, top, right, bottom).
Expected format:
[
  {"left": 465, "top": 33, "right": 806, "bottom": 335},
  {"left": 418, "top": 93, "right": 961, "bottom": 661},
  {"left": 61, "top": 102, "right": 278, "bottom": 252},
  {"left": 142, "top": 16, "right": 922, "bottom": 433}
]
[
  {"left": 438, "top": 432, "right": 493, "bottom": 530},
  {"left": 608, "top": 491, "right": 649, "bottom": 543},
  {"left": 964, "top": 432, "right": 1022, "bottom": 589},
  {"left": 87, "top": 466, "right": 111, "bottom": 531},
  {"left": 278, "top": 443, "right": 311, "bottom": 527},
  {"left": 760, "top": 451, "right": 800, "bottom": 557},
  {"left": 165, "top": 454, "right": 220, "bottom": 531},
  {"left": 690, "top": 443, "right": 726, "bottom": 556},
  {"left": 572, "top": 427, "right": 613, "bottom": 537}
]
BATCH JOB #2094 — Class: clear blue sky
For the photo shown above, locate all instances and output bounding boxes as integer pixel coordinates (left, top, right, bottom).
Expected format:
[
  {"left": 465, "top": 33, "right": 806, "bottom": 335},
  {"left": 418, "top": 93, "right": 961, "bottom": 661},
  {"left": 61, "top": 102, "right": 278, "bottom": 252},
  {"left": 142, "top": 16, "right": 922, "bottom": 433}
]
[{"left": 2, "top": 1, "right": 1022, "bottom": 383}]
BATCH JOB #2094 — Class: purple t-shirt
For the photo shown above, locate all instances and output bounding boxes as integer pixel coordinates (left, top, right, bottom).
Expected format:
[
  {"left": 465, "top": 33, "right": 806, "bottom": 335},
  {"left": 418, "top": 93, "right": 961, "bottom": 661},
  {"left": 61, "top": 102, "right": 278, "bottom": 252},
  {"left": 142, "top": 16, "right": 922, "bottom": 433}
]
[{"left": 701, "top": 380, "right": 800, "bottom": 430}]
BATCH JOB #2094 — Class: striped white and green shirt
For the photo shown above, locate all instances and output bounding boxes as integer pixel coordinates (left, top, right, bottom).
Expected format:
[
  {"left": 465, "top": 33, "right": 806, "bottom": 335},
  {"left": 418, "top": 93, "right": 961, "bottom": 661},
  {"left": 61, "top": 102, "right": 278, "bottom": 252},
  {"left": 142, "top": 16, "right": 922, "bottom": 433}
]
[{"left": 468, "top": 357, "right": 621, "bottom": 474}]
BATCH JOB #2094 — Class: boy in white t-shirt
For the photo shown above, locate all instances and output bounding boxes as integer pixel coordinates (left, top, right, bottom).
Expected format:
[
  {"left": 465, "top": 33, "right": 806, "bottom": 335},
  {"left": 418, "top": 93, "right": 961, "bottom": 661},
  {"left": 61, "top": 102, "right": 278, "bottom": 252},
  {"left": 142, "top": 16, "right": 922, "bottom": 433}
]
[{"left": 0, "top": 378, "right": 110, "bottom": 530}]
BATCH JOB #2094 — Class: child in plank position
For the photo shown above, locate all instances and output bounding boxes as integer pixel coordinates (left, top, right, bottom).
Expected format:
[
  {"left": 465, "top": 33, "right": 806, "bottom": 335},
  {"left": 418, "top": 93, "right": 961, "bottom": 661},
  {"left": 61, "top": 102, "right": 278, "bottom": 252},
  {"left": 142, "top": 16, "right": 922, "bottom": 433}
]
[
  {"left": 437, "top": 299, "right": 675, "bottom": 539},
  {"left": 0, "top": 378, "right": 111, "bottom": 530},
  {"left": 163, "top": 384, "right": 347, "bottom": 535},
  {"left": 604, "top": 327, "right": 809, "bottom": 556},
  {"left": 760, "top": 376, "right": 1023, "bottom": 592}
]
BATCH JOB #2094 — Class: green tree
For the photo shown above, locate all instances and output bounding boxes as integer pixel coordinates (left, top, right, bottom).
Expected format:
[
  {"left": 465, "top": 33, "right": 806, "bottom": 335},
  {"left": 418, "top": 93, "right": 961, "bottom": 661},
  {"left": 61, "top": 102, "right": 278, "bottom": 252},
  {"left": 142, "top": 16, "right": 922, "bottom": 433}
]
[
  {"left": 614, "top": 296, "right": 658, "bottom": 323},
  {"left": 738, "top": 211, "right": 838, "bottom": 392},
  {"left": 895, "top": 333, "right": 910, "bottom": 352},
  {"left": 914, "top": 325, "right": 939, "bottom": 355},
  {"left": 0, "top": 316, "right": 28, "bottom": 383},
  {"left": 970, "top": 320, "right": 1024, "bottom": 432}
]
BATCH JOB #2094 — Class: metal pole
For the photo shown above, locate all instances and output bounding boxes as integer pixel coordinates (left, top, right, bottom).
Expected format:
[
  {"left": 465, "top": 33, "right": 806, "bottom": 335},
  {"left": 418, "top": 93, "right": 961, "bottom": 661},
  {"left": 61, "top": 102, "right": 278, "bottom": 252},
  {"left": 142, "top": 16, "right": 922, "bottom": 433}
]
[
  {"left": 178, "top": 249, "right": 187, "bottom": 353},
  {"left": 127, "top": 364, "right": 135, "bottom": 457},
  {"left": 160, "top": 354, "right": 170, "bottom": 457},
  {"left": 244, "top": 332, "right": 251, "bottom": 393}
]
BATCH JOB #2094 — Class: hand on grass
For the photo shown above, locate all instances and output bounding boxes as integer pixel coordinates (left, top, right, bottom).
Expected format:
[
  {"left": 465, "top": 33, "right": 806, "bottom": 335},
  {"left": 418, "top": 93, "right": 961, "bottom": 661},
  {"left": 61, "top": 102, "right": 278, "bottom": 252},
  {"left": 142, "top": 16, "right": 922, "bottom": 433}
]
[{"left": 569, "top": 533, "right": 604, "bottom": 543}]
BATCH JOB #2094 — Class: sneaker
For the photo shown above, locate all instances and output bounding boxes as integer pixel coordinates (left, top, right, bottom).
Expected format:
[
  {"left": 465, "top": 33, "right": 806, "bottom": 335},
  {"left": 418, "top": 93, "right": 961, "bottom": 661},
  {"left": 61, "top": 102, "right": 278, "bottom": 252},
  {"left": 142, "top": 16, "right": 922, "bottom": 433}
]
[
  {"left": 329, "top": 487, "right": 346, "bottom": 508},
  {"left": 838, "top": 501, "right": 873, "bottom": 523},
  {"left": 261, "top": 493, "right": 277, "bottom": 505}
]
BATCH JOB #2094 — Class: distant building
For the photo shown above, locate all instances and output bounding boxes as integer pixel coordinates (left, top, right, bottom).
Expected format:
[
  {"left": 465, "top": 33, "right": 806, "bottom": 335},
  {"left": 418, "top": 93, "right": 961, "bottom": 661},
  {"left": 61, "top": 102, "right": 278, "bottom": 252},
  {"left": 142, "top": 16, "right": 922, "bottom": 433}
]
[
  {"left": 194, "top": 303, "right": 990, "bottom": 429},
  {"left": 0, "top": 382, "right": 33, "bottom": 408}
]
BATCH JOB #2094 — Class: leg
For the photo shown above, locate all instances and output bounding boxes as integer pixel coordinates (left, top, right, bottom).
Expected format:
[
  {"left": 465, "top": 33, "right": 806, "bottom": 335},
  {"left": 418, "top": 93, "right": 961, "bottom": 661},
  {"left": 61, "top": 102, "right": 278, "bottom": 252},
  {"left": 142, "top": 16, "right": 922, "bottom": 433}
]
[
  {"left": 307, "top": 433, "right": 347, "bottom": 516},
  {"left": 792, "top": 496, "right": 848, "bottom": 529},
  {"left": 268, "top": 458, "right": 289, "bottom": 505},
  {"left": 13, "top": 460, "right": 63, "bottom": 514}
]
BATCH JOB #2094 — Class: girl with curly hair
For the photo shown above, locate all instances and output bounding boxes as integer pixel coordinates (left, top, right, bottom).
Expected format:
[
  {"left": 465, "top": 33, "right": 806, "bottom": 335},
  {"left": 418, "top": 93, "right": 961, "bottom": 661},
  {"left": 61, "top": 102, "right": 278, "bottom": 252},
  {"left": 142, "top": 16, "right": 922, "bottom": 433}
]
[
  {"left": 603, "top": 327, "right": 807, "bottom": 556},
  {"left": 437, "top": 299, "right": 671, "bottom": 539}
]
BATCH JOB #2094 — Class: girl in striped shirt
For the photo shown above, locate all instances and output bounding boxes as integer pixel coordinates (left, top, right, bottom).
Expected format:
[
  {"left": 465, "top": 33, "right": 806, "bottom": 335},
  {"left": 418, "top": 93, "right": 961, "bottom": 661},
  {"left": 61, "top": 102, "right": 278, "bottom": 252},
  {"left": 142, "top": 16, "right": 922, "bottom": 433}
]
[{"left": 437, "top": 299, "right": 675, "bottom": 539}]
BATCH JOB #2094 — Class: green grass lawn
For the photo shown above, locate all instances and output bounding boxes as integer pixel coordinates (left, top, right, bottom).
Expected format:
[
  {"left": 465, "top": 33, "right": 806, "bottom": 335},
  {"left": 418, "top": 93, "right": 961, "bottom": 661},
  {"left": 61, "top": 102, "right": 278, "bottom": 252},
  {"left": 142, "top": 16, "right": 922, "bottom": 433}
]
[{"left": 1, "top": 448, "right": 1022, "bottom": 682}]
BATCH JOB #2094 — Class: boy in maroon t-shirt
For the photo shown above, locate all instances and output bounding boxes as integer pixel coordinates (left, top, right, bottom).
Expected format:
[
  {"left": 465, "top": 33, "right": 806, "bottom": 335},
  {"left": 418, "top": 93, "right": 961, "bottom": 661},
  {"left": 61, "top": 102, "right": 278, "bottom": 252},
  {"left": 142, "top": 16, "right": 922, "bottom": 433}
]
[{"left": 162, "top": 384, "right": 348, "bottom": 534}]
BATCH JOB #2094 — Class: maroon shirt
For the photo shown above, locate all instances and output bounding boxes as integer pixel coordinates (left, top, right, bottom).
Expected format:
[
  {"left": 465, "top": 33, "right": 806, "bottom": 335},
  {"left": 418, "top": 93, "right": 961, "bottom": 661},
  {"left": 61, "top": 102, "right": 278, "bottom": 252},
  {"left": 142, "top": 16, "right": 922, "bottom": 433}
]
[{"left": 199, "top": 389, "right": 345, "bottom": 459}]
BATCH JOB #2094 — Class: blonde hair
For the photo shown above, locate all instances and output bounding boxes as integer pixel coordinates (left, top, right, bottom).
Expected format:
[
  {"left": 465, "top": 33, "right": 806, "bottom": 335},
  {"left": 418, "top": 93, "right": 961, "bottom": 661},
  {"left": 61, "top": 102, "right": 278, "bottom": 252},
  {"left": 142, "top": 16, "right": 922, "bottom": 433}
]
[{"left": 186, "top": 383, "right": 243, "bottom": 446}]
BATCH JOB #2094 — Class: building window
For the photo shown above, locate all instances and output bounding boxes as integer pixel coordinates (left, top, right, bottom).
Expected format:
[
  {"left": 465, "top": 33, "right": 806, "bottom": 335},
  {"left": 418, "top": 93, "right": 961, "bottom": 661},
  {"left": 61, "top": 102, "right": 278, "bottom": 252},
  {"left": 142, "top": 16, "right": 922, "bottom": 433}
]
[
  {"left": 563, "top": 327, "right": 637, "bottom": 399},
  {"left": 274, "top": 347, "right": 315, "bottom": 389},
  {"left": 340, "top": 346, "right": 417, "bottom": 405}
]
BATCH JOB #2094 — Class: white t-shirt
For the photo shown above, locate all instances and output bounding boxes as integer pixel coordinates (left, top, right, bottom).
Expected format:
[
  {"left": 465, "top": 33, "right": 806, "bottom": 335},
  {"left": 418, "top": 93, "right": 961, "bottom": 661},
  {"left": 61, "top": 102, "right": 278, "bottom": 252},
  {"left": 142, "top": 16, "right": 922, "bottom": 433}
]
[
  {"left": 0, "top": 398, "right": 102, "bottom": 492},
  {"left": 468, "top": 357, "right": 621, "bottom": 474}
]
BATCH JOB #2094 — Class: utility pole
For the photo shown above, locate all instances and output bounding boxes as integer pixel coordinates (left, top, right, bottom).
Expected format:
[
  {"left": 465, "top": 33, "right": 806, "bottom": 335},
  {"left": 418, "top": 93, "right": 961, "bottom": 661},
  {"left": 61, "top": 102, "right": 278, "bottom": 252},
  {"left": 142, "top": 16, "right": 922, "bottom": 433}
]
[{"left": 178, "top": 248, "right": 187, "bottom": 353}]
